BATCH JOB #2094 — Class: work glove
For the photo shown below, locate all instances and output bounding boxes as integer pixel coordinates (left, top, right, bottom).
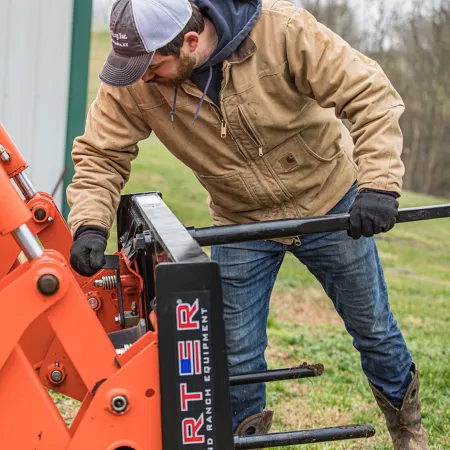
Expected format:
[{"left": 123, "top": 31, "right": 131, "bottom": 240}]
[
  {"left": 348, "top": 190, "right": 399, "bottom": 240},
  {"left": 70, "top": 226, "right": 108, "bottom": 277}
]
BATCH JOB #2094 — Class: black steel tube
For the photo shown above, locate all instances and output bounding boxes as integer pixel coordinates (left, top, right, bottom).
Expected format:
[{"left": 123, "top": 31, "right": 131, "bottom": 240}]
[
  {"left": 191, "top": 214, "right": 348, "bottom": 247},
  {"left": 230, "top": 365, "right": 324, "bottom": 386},
  {"left": 191, "top": 204, "right": 450, "bottom": 247},
  {"left": 234, "top": 424, "right": 376, "bottom": 449}
]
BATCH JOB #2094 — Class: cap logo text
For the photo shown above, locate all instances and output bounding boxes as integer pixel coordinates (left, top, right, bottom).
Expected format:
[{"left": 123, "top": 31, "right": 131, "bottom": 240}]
[{"left": 112, "top": 32, "right": 129, "bottom": 47}]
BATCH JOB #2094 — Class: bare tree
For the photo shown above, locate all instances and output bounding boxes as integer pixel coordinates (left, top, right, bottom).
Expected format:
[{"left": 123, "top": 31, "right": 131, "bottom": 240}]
[
  {"left": 296, "top": 0, "right": 450, "bottom": 197},
  {"left": 394, "top": 0, "right": 450, "bottom": 194},
  {"left": 298, "top": 0, "right": 361, "bottom": 46}
]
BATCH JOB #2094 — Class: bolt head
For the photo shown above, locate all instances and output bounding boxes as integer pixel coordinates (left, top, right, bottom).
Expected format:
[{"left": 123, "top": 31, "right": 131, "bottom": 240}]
[
  {"left": 286, "top": 153, "right": 296, "bottom": 164},
  {"left": 111, "top": 395, "right": 128, "bottom": 413},
  {"left": 34, "top": 208, "right": 46, "bottom": 221},
  {"left": 88, "top": 297, "right": 99, "bottom": 309},
  {"left": 51, "top": 370, "right": 63, "bottom": 383},
  {"left": 37, "top": 274, "right": 60, "bottom": 296}
]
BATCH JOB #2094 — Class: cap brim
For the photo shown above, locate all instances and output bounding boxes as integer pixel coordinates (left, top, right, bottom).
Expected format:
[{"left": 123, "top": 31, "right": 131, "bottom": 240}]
[{"left": 99, "top": 50, "right": 155, "bottom": 87}]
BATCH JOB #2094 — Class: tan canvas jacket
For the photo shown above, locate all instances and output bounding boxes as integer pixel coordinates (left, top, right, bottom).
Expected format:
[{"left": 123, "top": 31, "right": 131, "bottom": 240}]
[{"left": 67, "top": 0, "right": 405, "bottom": 239}]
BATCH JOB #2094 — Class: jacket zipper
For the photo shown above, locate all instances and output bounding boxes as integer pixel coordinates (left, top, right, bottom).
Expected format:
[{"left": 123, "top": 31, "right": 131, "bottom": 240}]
[
  {"left": 218, "top": 64, "right": 232, "bottom": 139},
  {"left": 216, "top": 61, "right": 289, "bottom": 210},
  {"left": 209, "top": 103, "right": 249, "bottom": 161},
  {"left": 179, "top": 80, "right": 228, "bottom": 138},
  {"left": 221, "top": 120, "right": 227, "bottom": 138},
  {"left": 237, "top": 105, "right": 264, "bottom": 157},
  {"left": 209, "top": 104, "right": 228, "bottom": 139}
]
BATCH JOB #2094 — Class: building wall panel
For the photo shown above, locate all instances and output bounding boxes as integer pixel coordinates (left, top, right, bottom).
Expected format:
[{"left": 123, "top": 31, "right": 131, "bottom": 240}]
[{"left": 0, "top": 0, "right": 74, "bottom": 204}]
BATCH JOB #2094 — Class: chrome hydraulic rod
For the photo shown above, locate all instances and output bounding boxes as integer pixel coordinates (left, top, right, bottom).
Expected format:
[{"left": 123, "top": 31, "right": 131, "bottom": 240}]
[
  {"left": 190, "top": 204, "right": 450, "bottom": 247},
  {"left": 13, "top": 224, "right": 43, "bottom": 260},
  {"left": 14, "top": 172, "right": 37, "bottom": 199}
]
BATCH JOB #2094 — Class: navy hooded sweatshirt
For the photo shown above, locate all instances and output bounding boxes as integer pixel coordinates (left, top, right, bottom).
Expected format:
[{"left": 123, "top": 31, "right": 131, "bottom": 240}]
[{"left": 190, "top": 0, "right": 262, "bottom": 106}]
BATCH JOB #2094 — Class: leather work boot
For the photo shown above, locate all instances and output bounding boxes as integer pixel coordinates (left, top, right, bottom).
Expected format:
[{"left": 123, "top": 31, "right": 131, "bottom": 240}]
[
  {"left": 369, "top": 364, "right": 429, "bottom": 449},
  {"left": 235, "top": 410, "right": 274, "bottom": 450}
]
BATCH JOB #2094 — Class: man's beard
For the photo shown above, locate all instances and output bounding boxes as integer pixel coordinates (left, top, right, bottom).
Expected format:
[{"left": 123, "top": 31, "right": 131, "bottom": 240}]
[{"left": 149, "top": 54, "right": 196, "bottom": 86}]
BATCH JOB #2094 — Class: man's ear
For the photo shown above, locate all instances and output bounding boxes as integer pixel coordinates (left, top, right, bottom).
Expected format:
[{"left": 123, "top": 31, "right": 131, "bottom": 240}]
[{"left": 184, "top": 32, "right": 200, "bottom": 53}]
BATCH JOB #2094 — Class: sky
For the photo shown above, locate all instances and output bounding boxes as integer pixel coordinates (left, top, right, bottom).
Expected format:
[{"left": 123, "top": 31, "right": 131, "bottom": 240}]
[{"left": 92, "top": 0, "right": 416, "bottom": 25}]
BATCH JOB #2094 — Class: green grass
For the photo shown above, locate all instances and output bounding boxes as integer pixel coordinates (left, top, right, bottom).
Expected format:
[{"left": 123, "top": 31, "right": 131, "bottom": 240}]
[
  {"left": 81, "top": 32, "right": 450, "bottom": 449},
  {"left": 114, "top": 137, "right": 450, "bottom": 449}
]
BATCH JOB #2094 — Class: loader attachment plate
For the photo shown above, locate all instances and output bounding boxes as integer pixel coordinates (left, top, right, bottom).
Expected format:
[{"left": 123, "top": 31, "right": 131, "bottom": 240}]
[{"left": 157, "top": 262, "right": 234, "bottom": 450}]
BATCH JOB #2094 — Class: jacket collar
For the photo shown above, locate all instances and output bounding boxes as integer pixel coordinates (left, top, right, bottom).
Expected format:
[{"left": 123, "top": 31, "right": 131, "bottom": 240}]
[
  {"left": 179, "top": 36, "right": 257, "bottom": 101},
  {"left": 227, "top": 36, "right": 258, "bottom": 64}
]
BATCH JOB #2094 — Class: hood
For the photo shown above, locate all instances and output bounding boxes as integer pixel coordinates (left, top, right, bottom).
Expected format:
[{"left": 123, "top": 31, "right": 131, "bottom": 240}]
[
  {"left": 195, "top": 0, "right": 262, "bottom": 68},
  {"left": 171, "top": 0, "right": 262, "bottom": 124}
]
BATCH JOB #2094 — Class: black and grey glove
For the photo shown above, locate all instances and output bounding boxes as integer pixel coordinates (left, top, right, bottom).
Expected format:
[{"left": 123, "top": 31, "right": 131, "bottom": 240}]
[
  {"left": 348, "top": 190, "right": 399, "bottom": 240},
  {"left": 70, "top": 226, "right": 108, "bottom": 277}
]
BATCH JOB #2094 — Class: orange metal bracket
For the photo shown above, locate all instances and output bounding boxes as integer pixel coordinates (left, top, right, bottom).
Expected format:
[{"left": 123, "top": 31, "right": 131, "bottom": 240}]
[
  {"left": 0, "top": 124, "right": 160, "bottom": 449},
  {"left": 0, "top": 250, "right": 162, "bottom": 449},
  {"left": 0, "top": 122, "right": 27, "bottom": 177}
]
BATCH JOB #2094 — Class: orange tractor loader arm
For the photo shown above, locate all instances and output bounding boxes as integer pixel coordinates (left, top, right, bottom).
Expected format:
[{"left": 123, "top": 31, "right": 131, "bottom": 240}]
[
  {"left": 0, "top": 123, "right": 162, "bottom": 449},
  {"left": 1, "top": 123, "right": 449, "bottom": 450}
]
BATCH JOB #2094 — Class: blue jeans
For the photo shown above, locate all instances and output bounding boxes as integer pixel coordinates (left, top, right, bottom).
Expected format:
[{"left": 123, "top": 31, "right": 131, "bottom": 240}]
[{"left": 211, "top": 184, "right": 413, "bottom": 431}]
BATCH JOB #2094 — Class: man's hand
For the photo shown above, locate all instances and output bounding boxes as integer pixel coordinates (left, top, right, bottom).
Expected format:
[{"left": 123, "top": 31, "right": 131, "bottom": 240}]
[
  {"left": 348, "top": 190, "right": 399, "bottom": 240},
  {"left": 70, "top": 226, "right": 108, "bottom": 277}
]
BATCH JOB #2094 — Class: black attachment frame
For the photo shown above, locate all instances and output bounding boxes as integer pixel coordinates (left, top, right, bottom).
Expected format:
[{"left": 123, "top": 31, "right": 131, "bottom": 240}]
[
  {"left": 234, "top": 425, "right": 376, "bottom": 449},
  {"left": 117, "top": 193, "right": 235, "bottom": 450},
  {"left": 115, "top": 192, "right": 389, "bottom": 449},
  {"left": 190, "top": 204, "right": 450, "bottom": 247},
  {"left": 156, "top": 262, "right": 234, "bottom": 450},
  {"left": 230, "top": 365, "right": 324, "bottom": 386}
]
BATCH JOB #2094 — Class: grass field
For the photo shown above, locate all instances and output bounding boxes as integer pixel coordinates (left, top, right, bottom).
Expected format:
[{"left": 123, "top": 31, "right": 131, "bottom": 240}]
[{"left": 72, "top": 32, "right": 450, "bottom": 449}]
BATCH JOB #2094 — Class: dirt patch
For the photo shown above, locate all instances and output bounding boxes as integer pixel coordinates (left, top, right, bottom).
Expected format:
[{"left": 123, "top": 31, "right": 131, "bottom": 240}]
[
  {"left": 405, "top": 315, "right": 423, "bottom": 327},
  {"left": 270, "top": 382, "right": 390, "bottom": 449},
  {"left": 385, "top": 269, "right": 450, "bottom": 288},
  {"left": 376, "top": 235, "right": 430, "bottom": 249},
  {"left": 266, "top": 339, "right": 293, "bottom": 364},
  {"left": 270, "top": 287, "right": 344, "bottom": 327},
  {"left": 415, "top": 275, "right": 450, "bottom": 288},
  {"left": 271, "top": 382, "right": 353, "bottom": 430},
  {"left": 52, "top": 393, "right": 80, "bottom": 426},
  {"left": 378, "top": 250, "right": 399, "bottom": 261}
]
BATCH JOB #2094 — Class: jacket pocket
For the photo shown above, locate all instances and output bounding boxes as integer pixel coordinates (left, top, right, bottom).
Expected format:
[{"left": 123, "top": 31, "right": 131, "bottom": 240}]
[
  {"left": 295, "top": 132, "right": 343, "bottom": 163},
  {"left": 264, "top": 133, "right": 346, "bottom": 202},
  {"left": 237, "top": 105, "right": 265, "bottom": 157},
  {"left": 197, "top": 171, "right": 261, "bottom": 213}
]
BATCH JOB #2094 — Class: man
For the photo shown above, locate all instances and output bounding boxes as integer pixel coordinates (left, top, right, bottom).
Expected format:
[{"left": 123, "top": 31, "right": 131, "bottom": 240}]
[{"left": 68, "top": 0, "right": 428, "bottom": 448}]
